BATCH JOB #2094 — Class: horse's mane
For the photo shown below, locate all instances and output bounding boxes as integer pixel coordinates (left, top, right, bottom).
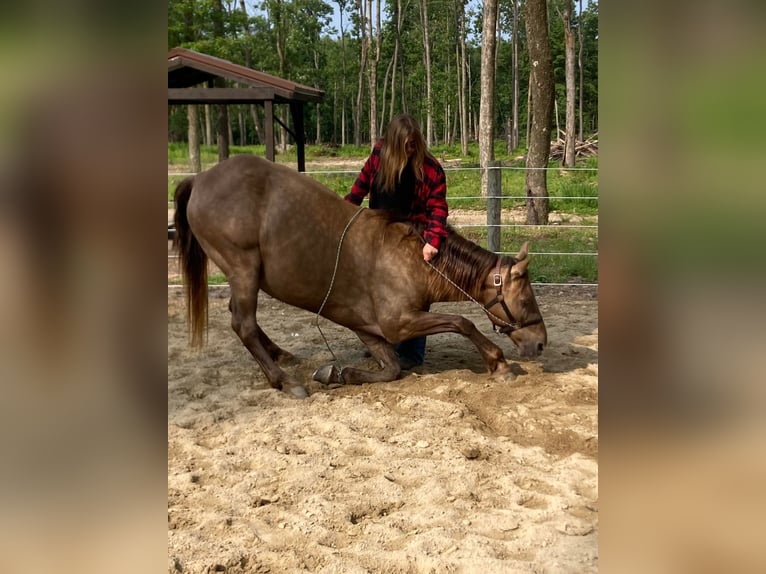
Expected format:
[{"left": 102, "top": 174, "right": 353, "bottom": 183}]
[
  {"left": 370, "top": 211, "right": 515, "bottom": 295},
  {"left": 436, "top": 225, "right": 515, "bottom": 293}
]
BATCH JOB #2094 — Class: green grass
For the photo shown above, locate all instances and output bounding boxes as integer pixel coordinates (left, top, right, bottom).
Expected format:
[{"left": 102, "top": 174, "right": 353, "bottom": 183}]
[
  {"left": 457, "top": 226, "right": 598, "bottom": 283},
  {"left": 168, "top": 273, "right": 228, "bottom": 286}
]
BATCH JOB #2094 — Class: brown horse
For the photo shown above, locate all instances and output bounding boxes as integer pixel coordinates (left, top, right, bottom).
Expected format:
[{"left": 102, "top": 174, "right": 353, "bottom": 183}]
[{"left": 174, "top": 154, "right": 547, "bottom": 398}]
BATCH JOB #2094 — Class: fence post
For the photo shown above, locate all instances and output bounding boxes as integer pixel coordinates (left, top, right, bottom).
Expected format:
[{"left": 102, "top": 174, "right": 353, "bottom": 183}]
[{"left": 487, "top": 161, "right": 501, "bottom": 253}]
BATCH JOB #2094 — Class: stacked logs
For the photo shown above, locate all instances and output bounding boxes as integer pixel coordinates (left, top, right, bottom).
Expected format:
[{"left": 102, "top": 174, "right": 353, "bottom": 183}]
[{"left": 549, "top": 131, "right": 599, "bottom": 161}]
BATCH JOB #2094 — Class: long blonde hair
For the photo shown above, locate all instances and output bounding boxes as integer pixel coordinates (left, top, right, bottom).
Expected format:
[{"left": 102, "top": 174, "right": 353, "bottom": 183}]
[{"left": 377, "top": 114, "right": 426, "bottom": 194}]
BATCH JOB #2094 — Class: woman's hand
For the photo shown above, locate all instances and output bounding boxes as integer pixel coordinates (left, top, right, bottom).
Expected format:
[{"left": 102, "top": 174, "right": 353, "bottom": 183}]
[{"left": 422, "top": 243, "right": 439, "bottom": 261}]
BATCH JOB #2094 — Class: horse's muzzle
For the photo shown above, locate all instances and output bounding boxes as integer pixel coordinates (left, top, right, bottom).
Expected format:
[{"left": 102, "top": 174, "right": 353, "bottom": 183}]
[
  {"left": 510, "top": 325, "right": 547, "bottom": 358},
  {"left": 517, "top": 340, "right": 546, "bottom": 358}
]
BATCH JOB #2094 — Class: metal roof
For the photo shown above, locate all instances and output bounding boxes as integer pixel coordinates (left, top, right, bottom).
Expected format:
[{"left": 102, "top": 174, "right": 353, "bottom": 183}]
[{"left": 168, "top": 48, "right": 324, "bottom": 104}]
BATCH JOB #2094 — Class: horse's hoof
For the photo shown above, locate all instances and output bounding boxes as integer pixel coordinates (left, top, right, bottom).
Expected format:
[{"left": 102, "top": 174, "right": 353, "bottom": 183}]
[
  {"left": 490, "top": 363, "right": 516, "bottom": 381},
  {"left": 312, "top": 364, "right": 341, "bottom": 385},
  {"left": 286, "top": 384, "right": 309, "bottom": 399}
]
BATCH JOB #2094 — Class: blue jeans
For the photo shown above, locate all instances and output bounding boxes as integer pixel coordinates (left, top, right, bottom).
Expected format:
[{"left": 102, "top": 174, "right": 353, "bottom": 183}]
[{"left": 395, "top": 336, "right": 427, "bottom": 365}]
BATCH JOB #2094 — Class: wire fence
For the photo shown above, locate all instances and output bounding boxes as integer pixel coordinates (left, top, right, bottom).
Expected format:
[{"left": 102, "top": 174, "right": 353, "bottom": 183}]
[{"left": 168, "top": 164, "right": 598, "bottom": 288}]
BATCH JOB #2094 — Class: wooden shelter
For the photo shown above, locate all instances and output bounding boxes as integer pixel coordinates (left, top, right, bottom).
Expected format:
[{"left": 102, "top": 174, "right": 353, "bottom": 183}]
[{"left": 168, "top": 48, "right": 324, "bottom": 172}]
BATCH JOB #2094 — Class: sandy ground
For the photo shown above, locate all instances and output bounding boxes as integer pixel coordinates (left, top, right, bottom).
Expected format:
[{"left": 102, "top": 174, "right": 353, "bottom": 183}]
[{"left": 168, "top": 282, "right": 598, "bottom": 573}]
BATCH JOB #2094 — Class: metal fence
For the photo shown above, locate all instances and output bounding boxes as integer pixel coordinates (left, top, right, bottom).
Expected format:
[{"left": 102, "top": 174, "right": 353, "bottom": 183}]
[{"left": 168, "top": 164, "right": 598, "bottom": 288}]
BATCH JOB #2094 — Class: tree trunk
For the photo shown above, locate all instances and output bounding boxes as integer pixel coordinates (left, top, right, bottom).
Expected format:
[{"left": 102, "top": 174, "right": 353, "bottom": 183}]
[
  {"left": 187, "top": 105, "right": 201, "bottom": 173},
  {"left": 468, "top": 64, "right": 475, "bottom": 140},
  {"left": 337, "top": 0, "right": 348, "bottom": 146},
  {"left": 224, "top": 107, "right": 233, "bottom": 156},
  {"left": 479, "top": 0, "right": 499, "bottom": 199},
  {"left": 511, "top": 0, "right": 520, "bottom": 150},
  {"left": 457, "top": 2, "right": 468, "bottom": 155},
  {"left": 578, "top": 0, "right": 584, "bottom": 142},
  {"left": 525, "top": 74, "right": 532, "bottom": 147},
  {"left": 238, "top": 108, "right": 246, "bottom": 146},
  {"left": 271, "top": 0, "right": 289, "bottom": 151},
  {"left": 316, "top": 103, "right": 321, "bottom": 145},
  {"left": 419, "top": 0, "right": 433, "bottom": 146},
  {"left": 216, "top": 104, "right": 230, "bottom": 162},
  {"left": 250, "top": 105, "right": 263, "bottom": 145},
  {"left": 563, "top": 0, "right": 576, "bottom": 167},
  {"left": 204, "top": 104, "right": 212, "bottom": 146},
  {"left": 380, "top": 58, "right": 393, "bottom": 135},
  {"left": 214, "top": 0, "right": 229, "bottom": 161},
  {"left": 367, "top": 0, "right": 381, "bottom": 144},
  {"left": 524, "top": 0, "right": 553, "bottom": 225},
  {"left": 314, "top": 47, "right": 322, "bottom": 144},
  {"left": 390, "top": 0, "right": 403, "bottom": 124},
  {"left": 354, "top": 0, "right": 368, "bottom": 146}
]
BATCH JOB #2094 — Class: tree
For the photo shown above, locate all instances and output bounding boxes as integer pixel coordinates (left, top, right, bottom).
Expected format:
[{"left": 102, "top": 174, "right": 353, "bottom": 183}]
[
  {"left": 333, "top": 0, "right": 350, "bottom": 144},
  {"left": 577, "top": 0, "right": 584, "bottom": 141},
  {"left": 419, "top": 0, "right": 434, "bottom": 146},
  {"left": 367, "top": 0, "right": 382, "bottom": 144},
  {"left": 456, "top": 0, "right": 469, "bottom": 155},
  {"left": 524, "top": 0, "right": 554, "bottom": 224},
  {"left": 213, "top": 0, "right": 229, "bottom": 161},
  {"left": 562, "top": 0, "right": 576, "bottom": 167},
  {"left": 511, "top": 0, "right": 521, "bottom": 151},
  {"left": 354, "top": 0, "right": 369, "bottom": 145},
  {"left": 386, "top": 0, "right": 407, "bottom": 127},
  {"left": 479, "top": 0, "right": 499, "bottom": 198},
  {"left": 166, "top": 0, "right": 598, "bottom": 153}
]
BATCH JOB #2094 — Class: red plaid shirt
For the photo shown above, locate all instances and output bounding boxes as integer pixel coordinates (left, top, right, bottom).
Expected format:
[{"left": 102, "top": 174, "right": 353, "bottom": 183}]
[{"left": 344, "top": 140, "right": 449, "bottom": 250}]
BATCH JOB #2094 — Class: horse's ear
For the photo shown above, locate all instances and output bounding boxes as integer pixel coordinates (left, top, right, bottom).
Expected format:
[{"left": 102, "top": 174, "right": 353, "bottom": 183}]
[
  {"left": 512, "top": 257, "right": 530, "bottom": 277},
  {"left": 516, "top": 242, "right": 529, "bottom": 261}
]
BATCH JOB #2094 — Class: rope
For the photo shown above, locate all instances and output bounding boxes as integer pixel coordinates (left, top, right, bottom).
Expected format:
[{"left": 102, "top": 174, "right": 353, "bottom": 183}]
[
  {"left": 314, "top": 207, "right": 365, "bottom": 362},
  {"left": 420, "top": 238, "right": 517, "bottom": 331}
]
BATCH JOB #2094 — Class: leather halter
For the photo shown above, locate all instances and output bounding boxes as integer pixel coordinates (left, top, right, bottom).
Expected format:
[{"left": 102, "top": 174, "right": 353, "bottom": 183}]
[{"left": 483, "top": 258, "right": 544, "bottom": 334}]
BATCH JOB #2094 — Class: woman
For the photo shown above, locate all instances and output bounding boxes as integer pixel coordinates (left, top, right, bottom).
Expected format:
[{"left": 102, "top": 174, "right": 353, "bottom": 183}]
[{"left": 344, "top": 113, "right": 449, "bottom": 369}]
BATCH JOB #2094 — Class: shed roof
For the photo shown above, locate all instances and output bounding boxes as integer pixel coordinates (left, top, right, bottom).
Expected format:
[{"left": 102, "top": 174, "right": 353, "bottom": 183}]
[{"left": 168, "top": 48, "right": 324, "bottom": 103}]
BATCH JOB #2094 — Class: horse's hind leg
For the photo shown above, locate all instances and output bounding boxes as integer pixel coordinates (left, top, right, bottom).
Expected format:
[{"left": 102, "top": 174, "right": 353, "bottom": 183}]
[
  {"left": 258, "top": 330, "right": 296, "bottom": 364},
  {"left": 228, "top": 272, "right": 307, "bottom": 398},
  {"left": 229, "top": 297, "right": 294, "bottom": 364}
]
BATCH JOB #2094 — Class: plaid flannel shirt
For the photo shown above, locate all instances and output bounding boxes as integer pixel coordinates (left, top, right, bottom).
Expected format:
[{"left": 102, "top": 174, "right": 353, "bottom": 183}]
[{"left": 344, "top": 140, "right": 449, "bottom": 250}]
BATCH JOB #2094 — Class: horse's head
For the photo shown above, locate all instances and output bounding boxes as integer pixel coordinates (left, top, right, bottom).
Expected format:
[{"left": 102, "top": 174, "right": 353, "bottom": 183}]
[{"left": 484, "top": 242, "right": 547, "bottom": 358}]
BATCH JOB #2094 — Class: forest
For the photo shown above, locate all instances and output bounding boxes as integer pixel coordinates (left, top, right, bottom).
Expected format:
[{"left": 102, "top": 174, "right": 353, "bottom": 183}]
[{"left": 167, "top": 0, "right": 598, "bottom": 153}]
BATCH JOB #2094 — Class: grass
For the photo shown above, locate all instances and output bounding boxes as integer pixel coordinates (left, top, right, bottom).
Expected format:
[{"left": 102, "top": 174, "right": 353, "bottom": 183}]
[
  {"left": 168, "top": 142, "right": 598, "bottom": 284},
  {"left": 458, "top": 226, "right": 598, "bottom": 284}
]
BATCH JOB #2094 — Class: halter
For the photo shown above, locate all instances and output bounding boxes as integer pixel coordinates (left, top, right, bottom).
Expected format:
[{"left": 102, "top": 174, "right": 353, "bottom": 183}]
[{"left": 483, "top": 258, "right": 544, "bottom": 334}]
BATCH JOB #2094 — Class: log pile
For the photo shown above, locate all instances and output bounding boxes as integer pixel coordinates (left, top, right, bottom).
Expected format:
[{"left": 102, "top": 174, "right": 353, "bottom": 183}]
[{"left": 549, "top": 131, "right": 598, "bottom": 161}]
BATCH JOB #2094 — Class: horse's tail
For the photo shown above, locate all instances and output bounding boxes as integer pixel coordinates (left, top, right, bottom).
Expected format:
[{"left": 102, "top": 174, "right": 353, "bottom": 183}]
[{"left": 173, "top": 176, "right": 208, "bottom": 347}]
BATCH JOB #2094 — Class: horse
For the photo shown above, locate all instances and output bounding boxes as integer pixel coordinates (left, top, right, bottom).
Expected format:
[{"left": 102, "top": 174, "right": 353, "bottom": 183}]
[{"left": 173, "top": 154, "right": 547, "bottom": 398}]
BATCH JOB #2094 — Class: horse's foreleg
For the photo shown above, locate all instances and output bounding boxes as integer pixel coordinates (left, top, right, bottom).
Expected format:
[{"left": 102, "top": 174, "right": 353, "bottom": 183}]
[
  {"left": 228, "top": 277, "right": 308, "bottom": 398},
  {"left": 340, "top": 333, "right": 402, "bottom": 385},
  {"left": 396, "top": 312, "right": 510, "bottom": 377},
  {"left": 312, "top": 333, "right": 402, "bottom": 386}
]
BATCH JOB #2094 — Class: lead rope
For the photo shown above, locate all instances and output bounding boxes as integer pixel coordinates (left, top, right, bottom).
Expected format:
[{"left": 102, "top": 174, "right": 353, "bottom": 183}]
[
  {"left": 420, "top": 237, "right": 516, "bottom": 331},
  {"left": 424, "top": 260, "right": 515, "bottom": 330},
  {"left": 315, "top": 207, "right": 366, "bottom": 362}
]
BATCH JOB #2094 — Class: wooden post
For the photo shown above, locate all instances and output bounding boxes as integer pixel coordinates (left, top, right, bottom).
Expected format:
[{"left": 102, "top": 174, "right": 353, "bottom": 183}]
[
  {"left": 487, "top": 161, "right": 501, "bottom": 253},
  {"left": 291, "top": 102, "right": 306, "bottom": 172},
  {"left": 264, "top": 100, "right": 275, "bottom": 162}
]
